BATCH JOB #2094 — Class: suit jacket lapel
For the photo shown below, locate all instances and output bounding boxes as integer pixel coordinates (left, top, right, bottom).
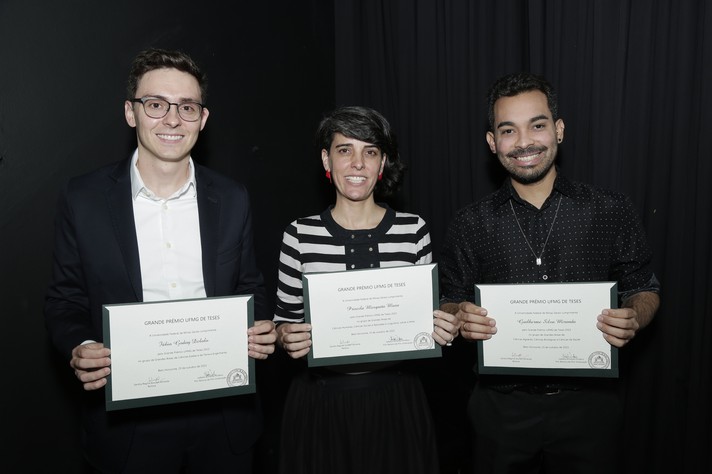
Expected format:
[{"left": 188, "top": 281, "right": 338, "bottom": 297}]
[
  {"left": 196, "top": 165, "right": 218, "bottom": 297},
  {"left": 106, "top": 159, "right": 143, "bottom": 302}
]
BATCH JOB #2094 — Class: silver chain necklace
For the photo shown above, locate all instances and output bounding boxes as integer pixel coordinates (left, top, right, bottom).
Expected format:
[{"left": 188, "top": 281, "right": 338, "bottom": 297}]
[{"left": 509, "top": 194, "right": 563, "bottom": 266}]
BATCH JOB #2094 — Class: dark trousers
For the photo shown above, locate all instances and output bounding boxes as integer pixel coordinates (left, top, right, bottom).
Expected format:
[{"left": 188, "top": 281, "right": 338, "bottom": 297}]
[
  {"left": 468, "top": 381, "right": 622, "bottom": 474},
  {"left": 88, "top": 407, "right": 254, "bottom": 474}
]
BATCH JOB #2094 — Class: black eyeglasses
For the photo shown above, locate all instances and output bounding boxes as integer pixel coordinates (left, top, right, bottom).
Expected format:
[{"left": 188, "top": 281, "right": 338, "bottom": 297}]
[{"left": 129, "top": 97, "right": 205, "bottom": 122}]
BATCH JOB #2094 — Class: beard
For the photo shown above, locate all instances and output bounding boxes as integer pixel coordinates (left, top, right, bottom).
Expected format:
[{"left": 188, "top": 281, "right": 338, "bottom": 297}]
[{"left": 500, "top": 146, "right": 556, "bottom": 185}]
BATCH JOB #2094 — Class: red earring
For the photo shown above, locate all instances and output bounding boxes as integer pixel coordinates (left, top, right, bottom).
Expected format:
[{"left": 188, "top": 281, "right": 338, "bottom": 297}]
[
  {"left": 326, "top": 170, "right": 331, "bottom": 182},
  {"left": 378, "top": 172, "right": 383, "bottom": 181}
]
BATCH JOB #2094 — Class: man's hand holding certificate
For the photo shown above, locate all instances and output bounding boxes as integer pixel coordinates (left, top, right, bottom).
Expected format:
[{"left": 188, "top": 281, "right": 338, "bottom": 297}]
[
  {"left": 472, "top": 282, "right": 618, "bottom": 378},
  {"left": 103, "top": 295, "right": 256, "bottom": 411}
]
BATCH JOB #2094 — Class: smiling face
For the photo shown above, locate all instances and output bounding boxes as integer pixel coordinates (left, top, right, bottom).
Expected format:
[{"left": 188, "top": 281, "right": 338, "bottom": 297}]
[
  {"left": 322, "top": 133, "right": 386, "bottom": 204},
  {"left": 486, "top": 90, "right": 564, "bottom": 185},
  {"left": 124, "top": 68, "right": 209, "bottom": 166}
]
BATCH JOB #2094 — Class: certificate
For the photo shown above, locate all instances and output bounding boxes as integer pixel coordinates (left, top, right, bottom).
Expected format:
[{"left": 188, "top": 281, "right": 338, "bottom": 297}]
[
  {"left": 303, "top": 263, "right": 441, "bottom": 367},
  {"left": 102, "top": 295, "right": 255, "bottom": 411},
  {"left": 475, "top": 282, "right": 618, "bottom": 378}
]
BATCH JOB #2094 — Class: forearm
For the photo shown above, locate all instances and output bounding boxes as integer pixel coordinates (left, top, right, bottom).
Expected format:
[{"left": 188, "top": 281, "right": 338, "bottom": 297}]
[{"left": 622, "top": 291, "right": 660, "bottom": 330}]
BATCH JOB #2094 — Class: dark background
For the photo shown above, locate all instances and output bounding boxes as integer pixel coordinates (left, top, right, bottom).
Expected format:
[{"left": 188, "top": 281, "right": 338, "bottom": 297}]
[{"left": 1, "top": 1, "right": 709, "bottom": 473}]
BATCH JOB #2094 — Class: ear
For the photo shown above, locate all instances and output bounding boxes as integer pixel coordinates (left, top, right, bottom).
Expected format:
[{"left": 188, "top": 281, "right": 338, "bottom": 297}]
[
  {"left": 125, "top": 100, "right": 137, "bottom": 128},
  {"left": 485, "top": 131, "right": 496, "bottom": 154},
  {"left": 199, "top": 107, "right": 210, "bottom": 131},
  {"left": 555, "top": 119, "right": 565, "bottom": 142},
  {"left": 380, "top": 154, "right": 387, "bottom": 173},
  {"left": 321, "top": 149, "right": 330, "bottom": 171}
]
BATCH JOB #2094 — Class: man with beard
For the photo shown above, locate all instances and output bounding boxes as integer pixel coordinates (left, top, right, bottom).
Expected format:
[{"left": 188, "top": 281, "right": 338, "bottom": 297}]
[{"left": 439, "top": 72, "right": 660, "bottom": 473}]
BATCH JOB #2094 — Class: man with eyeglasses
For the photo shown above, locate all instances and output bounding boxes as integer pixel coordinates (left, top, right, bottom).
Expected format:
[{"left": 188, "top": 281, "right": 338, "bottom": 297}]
[{"left": 44, "top": 48, "right": 276, "bottom": 473}]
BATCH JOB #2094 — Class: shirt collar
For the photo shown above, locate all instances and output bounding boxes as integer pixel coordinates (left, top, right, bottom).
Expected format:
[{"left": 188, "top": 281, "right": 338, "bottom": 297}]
[
  {"left": 320, "top": 203, "right": 395, "bottom": 239},
  {"left": 129, "top": 149, "right": 197, "bottom": 201}
]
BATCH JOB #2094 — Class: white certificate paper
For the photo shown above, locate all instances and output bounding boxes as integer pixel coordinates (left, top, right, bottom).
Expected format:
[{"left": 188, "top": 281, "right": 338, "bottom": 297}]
[
  {"left": 303, "top": 264, "right": 441, "bottom": 367},
  {"left": 103, "top": 295, "right": 255, "bottom": 411},
  {"left": 475, "top": 282, "right": 618, "bottom": 378}
]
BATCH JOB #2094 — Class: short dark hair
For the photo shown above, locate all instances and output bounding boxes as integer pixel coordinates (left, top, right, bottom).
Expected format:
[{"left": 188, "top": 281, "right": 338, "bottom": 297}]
[
  {"left": 487, "top": 72, "right": 558, "bottom": 131},
  {"left": 126, "top": 48, "right": 208, "bottom": 103},
  {"left": 316, "top": 105, "right": 405, "bottom": 197}
]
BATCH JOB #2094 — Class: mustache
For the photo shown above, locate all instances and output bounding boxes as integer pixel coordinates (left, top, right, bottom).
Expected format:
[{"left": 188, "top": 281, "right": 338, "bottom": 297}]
[{"left": 507, "top": 146, "right": 547, "bottom": 158}]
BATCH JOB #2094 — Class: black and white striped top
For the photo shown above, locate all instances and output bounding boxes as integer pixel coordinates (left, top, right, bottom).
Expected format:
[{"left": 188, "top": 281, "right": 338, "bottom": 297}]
[{"left": 274, "top": 205, "right": 432, "bottom": 323}]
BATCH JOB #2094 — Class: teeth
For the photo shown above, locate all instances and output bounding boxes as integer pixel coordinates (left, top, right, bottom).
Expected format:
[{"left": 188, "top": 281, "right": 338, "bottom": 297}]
[
  {"left": 158, "top": 134, "right": 182, "bottom": 141},
  {"left": 345, "top": 176, "right": 366, "bottom": 183},
  {"left": 514, "top": 153, "right": 538, "bottom": 162}
]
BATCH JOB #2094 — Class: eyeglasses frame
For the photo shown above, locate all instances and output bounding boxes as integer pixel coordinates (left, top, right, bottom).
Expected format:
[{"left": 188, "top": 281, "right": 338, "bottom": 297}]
[{"left": 129, "top": 97, "right": 206, "bottom": 122}]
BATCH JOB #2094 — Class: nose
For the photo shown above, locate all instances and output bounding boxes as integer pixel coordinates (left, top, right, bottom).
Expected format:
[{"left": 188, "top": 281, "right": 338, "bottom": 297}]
[
  {"left": 351, "top": 153, "right": 365, "bottom": 169},
  {"left": 163, "top": 103, "right": 182, "bottom": 125},
  {"left": 515, "top": 129, "right": 534, "bottom": 148}
]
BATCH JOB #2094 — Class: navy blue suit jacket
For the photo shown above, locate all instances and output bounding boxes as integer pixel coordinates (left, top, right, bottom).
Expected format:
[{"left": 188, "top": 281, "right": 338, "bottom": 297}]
[{"left": 45, "top": 157, "right": 268, "bottom": 470}]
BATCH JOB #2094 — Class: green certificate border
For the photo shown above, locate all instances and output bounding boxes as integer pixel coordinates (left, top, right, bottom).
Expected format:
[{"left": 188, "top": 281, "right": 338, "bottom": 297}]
[
  {"left": 103, "top": 295, "right": 256, "bottom": 411},
  {"left": 475, "top": 282, "right": 619, "bottom": 378},
  {"left": 304, "top": 264, "right": 442, "bottom": 367}
]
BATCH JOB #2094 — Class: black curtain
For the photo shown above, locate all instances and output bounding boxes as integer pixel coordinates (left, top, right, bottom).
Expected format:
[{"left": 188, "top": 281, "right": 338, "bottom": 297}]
[
  {"left": 0, "top": 1, "right": 334, "bottom": 472},
  {"left": 2, "top": 1, "right": 709, "bottom": 472},
  {"left": 334, "top": 1, "right": 711, "bottom": 473}
]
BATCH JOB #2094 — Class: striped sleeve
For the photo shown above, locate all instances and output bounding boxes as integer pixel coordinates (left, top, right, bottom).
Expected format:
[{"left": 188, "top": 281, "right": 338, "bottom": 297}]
[{"left": 381, "top": 213, "right": 433, "bottom": 266}]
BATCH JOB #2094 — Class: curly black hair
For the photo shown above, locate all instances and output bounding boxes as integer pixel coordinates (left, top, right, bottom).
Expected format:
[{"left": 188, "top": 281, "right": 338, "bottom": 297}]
[{"left": 486, "top": 72, "right": 558, "bottom": 131}]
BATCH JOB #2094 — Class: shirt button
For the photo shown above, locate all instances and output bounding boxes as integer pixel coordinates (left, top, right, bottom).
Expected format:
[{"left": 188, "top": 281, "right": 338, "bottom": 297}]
[
  {"left": 170, "top": 283, "right": 177, "bottom": 288},
  {"left": 369, "top": 247, "right": 373, "bottom": 252},
  {"left": 350, "top": 264, "right": 355, "bottom": 269},
  {"left": 165, "top": 242, "right": 172, "bottom": 249},
  {"left": 542, "top": 275, "right": 548, "bottom": 280},
  {"left": 370, "top": 263, "right": 374, "bottom": 267},
  {"left": 351, "top": 234, "right": 355, "bottom": 239}
]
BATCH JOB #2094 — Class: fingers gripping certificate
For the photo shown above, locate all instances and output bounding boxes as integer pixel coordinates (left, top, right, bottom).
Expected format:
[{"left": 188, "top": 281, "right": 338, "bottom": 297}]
[
  {"left": 303, "top": 264, "right": 441, "bottom": 367},
  {"left": 103, "top": 295, "right": 255, "bottom": 411},
  {"left": 475, "top": 282, "right": 618, "bottom": 378}
]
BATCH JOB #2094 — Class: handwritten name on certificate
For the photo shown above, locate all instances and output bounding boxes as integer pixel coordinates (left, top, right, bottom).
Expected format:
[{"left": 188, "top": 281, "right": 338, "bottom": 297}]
[
  {"left": 103, "top": 295, "right": 255, "bottom": 411},
  {"left": 303, "top": 264, "right": 441, "bottom": 367},
  {"left": 475, "top": 282, "right": 618, "bottom": 378}
]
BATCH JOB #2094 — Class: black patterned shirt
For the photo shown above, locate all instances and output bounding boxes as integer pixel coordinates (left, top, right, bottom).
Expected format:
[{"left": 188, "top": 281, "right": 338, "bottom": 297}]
[{"left": 439, "top": 174, "right": 660, "bottom": 305}]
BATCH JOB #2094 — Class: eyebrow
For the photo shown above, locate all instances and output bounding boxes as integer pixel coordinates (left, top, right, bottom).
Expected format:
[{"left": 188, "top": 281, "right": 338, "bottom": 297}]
[
  {"left": 334, "top": 143, "right": 380, "bottom": 150},
  {"left": 496, "top": 114, "right": 550, "bottom": 129},
  {"left": 140, "top": 94, "right": 201, "bottom": 103}
]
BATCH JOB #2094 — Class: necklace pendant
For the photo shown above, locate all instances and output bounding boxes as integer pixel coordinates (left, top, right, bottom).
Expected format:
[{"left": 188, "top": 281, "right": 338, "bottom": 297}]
[{"left": 536, "top": 257, "right": 542, "bottom": 266}]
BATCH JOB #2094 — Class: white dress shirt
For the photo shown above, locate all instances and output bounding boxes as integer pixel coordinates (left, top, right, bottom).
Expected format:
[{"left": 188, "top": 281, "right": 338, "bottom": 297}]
[{"left": 130, "top": 151, "right": 206, "bottom": 302}]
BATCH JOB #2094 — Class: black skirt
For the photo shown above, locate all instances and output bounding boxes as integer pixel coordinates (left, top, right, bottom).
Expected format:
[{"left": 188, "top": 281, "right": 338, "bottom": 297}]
[{"left": 278, "top": 367, "right": 440, "bottom": 474}]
